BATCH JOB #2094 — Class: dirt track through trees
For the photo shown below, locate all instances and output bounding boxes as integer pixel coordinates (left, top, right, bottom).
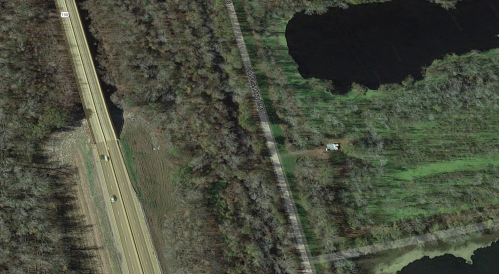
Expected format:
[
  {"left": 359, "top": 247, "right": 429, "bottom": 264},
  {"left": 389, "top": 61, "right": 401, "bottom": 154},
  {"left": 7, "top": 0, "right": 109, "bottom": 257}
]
[{"left": 224, "top": 1, "right": 314, "bottom": 273}]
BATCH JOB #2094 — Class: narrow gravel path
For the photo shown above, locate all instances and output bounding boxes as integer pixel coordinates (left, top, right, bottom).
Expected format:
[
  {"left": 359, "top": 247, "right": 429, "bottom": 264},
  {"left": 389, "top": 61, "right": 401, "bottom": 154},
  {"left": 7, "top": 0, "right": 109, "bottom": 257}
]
[
  {"left": 224, "top": 1, "right": 314, "bottom": 273},
  {"left": 314, "top": 219, "right": 499, "bottom": 263}
]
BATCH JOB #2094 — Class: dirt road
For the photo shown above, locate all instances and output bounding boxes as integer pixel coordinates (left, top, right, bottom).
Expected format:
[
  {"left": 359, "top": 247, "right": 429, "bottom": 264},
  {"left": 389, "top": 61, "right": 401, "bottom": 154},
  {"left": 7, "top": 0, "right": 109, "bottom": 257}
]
[{"left": 224, "top": 1, "right": 314, "bottom": 273}]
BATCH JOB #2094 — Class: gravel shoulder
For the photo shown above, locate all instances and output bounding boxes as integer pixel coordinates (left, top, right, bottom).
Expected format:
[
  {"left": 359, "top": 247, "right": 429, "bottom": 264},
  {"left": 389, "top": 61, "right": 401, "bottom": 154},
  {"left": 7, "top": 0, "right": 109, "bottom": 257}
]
[{"left": 45, "top": 120, "right": 120, "bottom": 274}]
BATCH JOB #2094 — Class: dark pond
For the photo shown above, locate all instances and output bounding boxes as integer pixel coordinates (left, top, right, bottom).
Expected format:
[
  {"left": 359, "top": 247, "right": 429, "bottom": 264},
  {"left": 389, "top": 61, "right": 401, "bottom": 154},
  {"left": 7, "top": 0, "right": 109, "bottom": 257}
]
[
  {"left": 285, "top": 0, "right": 499, "bottom": 92},
  {"left": 398, "top": 239, "right": 499, "bottom": 274}
]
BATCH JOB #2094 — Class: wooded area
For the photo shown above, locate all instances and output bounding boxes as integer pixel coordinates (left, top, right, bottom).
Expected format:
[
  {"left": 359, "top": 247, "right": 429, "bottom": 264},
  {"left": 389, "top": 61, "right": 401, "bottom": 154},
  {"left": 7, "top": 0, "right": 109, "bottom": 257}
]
[
  {"left": 79, "top": 0, "right": 306, "bottom": 272},
  {"left": 0, "top": 1, "right": 91, "bottom": 272},
  {"left": 0, "top": 0, "right": 475, "bottom": 273}
]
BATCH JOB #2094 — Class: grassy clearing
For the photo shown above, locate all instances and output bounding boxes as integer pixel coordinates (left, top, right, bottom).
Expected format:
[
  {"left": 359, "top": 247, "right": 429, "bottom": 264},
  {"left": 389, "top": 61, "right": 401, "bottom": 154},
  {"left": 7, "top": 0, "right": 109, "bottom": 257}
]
[
  {"left": 119, "top": 120, "right": 180, "bottom": 271},
  {"left": 119, "top": 123, "right": 177, "bottom": 217},
  {"left": 119, "top": 136, "right": 142, "bottom": 200},
  {"left": 391, "top": 154, "right": 499, "bottom": 181},
  {"left": 235, "top": 0, "right": 499, "bottom": 261}
]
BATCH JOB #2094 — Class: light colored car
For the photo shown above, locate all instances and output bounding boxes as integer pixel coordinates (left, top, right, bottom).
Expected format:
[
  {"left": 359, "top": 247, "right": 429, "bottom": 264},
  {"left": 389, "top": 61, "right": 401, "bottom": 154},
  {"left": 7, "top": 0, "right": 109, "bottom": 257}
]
[
  {"left": 101, "top": 155, "right": 110, "bottom": 162},
  {"left": 326, "top": 143, "right": 341, "bottom": 151},
  {"left": 110, "top": 195, "right": 118, "bottom": 203}
]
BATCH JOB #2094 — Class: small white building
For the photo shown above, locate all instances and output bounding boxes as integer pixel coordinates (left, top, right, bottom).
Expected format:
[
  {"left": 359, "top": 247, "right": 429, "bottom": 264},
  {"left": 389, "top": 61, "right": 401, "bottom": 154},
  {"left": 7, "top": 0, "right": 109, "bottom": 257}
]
[{"left": 326, "top": 143, "right": 340, "bottom": 151}]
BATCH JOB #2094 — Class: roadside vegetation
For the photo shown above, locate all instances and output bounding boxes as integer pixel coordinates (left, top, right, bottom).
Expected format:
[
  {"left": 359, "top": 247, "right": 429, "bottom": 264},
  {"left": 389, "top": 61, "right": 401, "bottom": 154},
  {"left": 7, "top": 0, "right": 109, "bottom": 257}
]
[
  {"left": 0, "top": 1, "right": 93, "bottom": 272},
  {"left": 80, "top": 0, "right": 304, "bottom": 272},
  {"left": 234, "top": 0, "right": 499, "bottom": 273}
]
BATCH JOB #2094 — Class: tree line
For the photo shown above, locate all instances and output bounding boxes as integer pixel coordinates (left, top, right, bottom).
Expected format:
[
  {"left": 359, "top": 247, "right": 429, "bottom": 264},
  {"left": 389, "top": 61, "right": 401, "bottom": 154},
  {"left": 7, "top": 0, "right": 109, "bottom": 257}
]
[{"left": 0, "top": 1, "right": 92, "bottom": 272}]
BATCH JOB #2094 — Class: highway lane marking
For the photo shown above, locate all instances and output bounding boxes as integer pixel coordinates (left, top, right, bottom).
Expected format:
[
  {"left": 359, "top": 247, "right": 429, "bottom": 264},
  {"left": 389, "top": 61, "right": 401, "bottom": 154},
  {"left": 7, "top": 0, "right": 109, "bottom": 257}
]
[
  {"left": 60, "top": 1, "right": 106, "bottom": 144},
  {"left": 56, "top": 2, "right": 143, "bottom": 274},
  {"left": 59, "top": 2, "right": 160, "bottom": 273}
]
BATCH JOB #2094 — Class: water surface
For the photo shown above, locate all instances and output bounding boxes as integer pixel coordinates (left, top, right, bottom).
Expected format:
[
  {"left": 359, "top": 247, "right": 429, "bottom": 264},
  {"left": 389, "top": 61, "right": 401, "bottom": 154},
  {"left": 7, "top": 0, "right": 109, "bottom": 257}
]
[
  {"left": 398, "top": 239, "right": 499, "bottom": 274},
  {"left": 286, "top": 0, "right": 499, "bottom": 92}
]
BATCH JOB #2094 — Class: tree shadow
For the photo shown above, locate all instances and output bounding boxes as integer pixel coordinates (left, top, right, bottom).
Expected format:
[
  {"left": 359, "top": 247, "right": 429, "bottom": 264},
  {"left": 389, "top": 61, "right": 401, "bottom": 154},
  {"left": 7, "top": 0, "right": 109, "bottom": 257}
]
[{"left": 76, "top": 2, "right": 124, "bottom": 138}]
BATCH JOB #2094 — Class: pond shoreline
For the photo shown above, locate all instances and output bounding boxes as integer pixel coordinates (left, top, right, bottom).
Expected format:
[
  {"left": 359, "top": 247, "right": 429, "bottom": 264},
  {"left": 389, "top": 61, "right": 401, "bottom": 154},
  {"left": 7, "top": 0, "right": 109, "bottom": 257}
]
[{"left": 355, "top": 231, "right": 499, "bottom": 274}]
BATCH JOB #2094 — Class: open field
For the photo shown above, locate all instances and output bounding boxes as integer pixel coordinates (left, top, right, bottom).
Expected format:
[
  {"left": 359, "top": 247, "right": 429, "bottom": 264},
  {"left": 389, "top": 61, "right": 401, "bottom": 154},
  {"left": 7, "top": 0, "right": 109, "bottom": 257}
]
[
  {"left": 234, "top": 1, "right": 499, "bottom": 272},
  {"left": 118, "top": 112, "right": 177, "bottom": 272},
  {"left": 119, "top": 110, "right": 230, "bottom": 273}
]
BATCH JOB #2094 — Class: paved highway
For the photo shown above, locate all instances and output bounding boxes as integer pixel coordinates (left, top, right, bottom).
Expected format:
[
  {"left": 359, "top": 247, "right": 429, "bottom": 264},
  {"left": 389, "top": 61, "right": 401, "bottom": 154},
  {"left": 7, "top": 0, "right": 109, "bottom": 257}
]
[{"left": 55, "top": 1, "right": 162, "bottom": 273}]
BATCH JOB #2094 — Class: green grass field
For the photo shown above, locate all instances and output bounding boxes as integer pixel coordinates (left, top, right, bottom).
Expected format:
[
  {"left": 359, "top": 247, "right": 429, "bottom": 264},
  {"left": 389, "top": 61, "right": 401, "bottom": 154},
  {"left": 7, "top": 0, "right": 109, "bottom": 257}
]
[
  {"left": 233, "top": 0, "right": 499, "bottom": 258},
  {"left": 119, "top": 135, "right": 143, "bottom": 201}
]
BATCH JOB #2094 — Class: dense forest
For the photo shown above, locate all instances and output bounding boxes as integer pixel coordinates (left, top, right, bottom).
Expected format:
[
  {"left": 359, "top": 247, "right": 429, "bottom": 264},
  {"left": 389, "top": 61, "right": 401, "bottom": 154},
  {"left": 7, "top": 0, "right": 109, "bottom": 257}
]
[{"left": 0, "top": 1, "right": 91, "bottom": 273}]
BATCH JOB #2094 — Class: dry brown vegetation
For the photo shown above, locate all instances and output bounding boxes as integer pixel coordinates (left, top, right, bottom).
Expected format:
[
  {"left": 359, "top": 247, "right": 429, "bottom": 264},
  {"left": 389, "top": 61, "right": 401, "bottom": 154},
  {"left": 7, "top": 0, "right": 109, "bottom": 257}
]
[
  {"left": 0, "top": 1, "right": 93, "bottom": 272},
  {"left": 79, "top": 0, "right": 304, "bottom": 272}
]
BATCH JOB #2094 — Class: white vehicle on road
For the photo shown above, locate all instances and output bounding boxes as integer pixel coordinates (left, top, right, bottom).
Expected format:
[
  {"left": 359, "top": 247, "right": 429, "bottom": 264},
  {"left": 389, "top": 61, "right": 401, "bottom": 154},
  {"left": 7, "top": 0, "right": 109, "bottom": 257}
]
[{"left": 100, "top": 155, "right": 110, "bottom": 162}]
